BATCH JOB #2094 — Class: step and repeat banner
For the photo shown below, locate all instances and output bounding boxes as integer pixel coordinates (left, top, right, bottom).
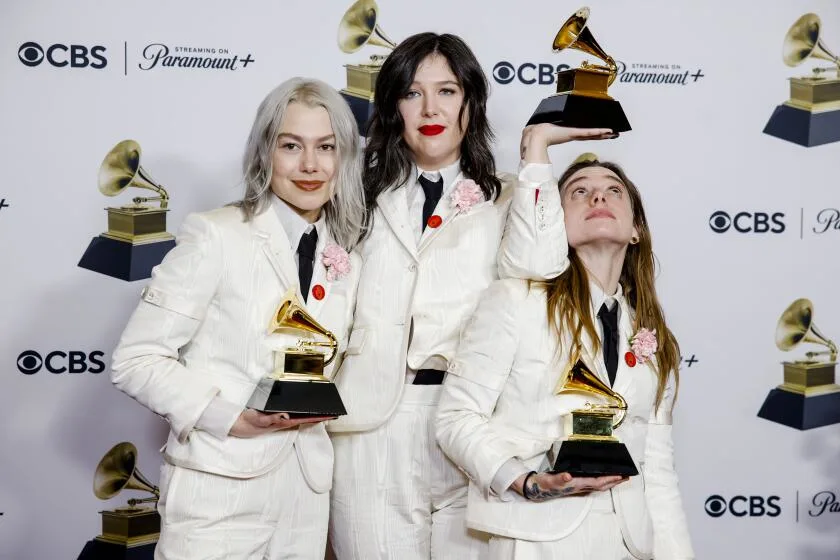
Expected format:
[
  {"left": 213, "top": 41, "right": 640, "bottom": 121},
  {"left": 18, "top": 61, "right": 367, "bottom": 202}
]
[{"left": 1, "top": 0, "right": 839, "bottom": 558}]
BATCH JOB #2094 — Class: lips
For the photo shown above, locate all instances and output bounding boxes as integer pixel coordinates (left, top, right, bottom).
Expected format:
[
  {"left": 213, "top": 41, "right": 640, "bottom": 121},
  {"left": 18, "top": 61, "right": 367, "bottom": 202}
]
[
  {"left": 586, "top": 208, "right": 615, "bottom": 220},
  {"left": 292, "top": 180, "right": 324, "bottom": 192},
  {"left": 418, "top": 125, "right": 445, "bottom": 136}
]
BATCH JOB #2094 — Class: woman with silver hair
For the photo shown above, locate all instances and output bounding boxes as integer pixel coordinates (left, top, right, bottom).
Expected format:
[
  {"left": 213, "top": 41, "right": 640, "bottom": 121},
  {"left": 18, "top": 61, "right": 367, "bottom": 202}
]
[{"left": 110, "top": 77, "right": 365, "bottom": 559}]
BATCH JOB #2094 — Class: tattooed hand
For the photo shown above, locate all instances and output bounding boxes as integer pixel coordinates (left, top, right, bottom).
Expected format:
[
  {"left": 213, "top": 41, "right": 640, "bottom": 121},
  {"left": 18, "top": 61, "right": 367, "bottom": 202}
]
[{"left": 512, "top": 472, "right": 627, "bottom": 502}]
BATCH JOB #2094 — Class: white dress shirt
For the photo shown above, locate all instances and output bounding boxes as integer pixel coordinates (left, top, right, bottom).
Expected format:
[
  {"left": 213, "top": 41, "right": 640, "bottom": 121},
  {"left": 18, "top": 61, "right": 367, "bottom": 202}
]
[
  {"left": 489, "top": 281, "right": 623, "bottom": 498},
  {"left": 194, "top": 195, "right": 325, "bottom": 438},
  {"left": 406, "top": 160, "right": 462, "bottom": 243}
]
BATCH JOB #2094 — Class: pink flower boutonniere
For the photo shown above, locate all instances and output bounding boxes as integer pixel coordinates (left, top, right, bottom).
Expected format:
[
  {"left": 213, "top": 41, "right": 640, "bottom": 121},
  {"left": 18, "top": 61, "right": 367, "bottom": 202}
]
[
  {"left": 321, "top": 243, "right": 351, "bottom": 281},
  {"left": 627, "top": 328, "right": 658, "bottom": 366},
  {"left": 450, "top": 179, "right": 484, "bottom": 213}
]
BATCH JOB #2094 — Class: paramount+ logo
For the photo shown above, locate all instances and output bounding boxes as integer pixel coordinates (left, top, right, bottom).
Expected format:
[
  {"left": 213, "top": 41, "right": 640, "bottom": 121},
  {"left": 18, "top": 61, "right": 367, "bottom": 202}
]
[
  {"left": 17, "top": 350, "right": 106, "bottom": 375},
  {"left": 709, "top": 211, "right": 785, "bottom": 234},
  {"left": 17, "top": 41, "right": 107, "bottom": 69},
  {"left": 704, "top": 494, "right": 781, "bottom": 518}
]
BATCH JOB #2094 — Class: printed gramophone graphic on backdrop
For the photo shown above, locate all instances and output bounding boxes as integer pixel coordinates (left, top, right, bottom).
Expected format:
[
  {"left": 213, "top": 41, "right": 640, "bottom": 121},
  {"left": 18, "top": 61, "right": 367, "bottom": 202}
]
[
  {"left": 763, "top": 13, "right": 840, "bottom": 147},
  {"left": 757, "top": 298, "right": 840, "bottom": 430},
  {"left": 77, "top": 442, "right": 159, "bottom": 560},
  {"left": 337, "top": 0, "right": 397, "bottom": 136},
  {"left": 527, "top": 6, "right": 631, "bottom": 132},
  {"left": 78, "top": 140, "right": 176, "bottom": 281}
]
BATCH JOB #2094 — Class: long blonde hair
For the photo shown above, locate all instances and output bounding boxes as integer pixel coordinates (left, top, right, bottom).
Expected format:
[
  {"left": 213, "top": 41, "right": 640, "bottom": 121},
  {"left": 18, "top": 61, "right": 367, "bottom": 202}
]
[{"left": 544, "top": 159, "right": 679, "bottom": 411}]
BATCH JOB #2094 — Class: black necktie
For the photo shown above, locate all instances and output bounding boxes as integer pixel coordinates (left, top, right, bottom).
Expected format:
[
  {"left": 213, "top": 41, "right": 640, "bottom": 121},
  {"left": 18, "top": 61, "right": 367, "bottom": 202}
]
[
  {"left": 419, "top": 174, "right": 443, "bottom": 231},
  {"left": 598, "top": 302, "right": 619, "bottom": 386},
  {"left": 297, "top": 228, "right": 318, "bottom": 302}
]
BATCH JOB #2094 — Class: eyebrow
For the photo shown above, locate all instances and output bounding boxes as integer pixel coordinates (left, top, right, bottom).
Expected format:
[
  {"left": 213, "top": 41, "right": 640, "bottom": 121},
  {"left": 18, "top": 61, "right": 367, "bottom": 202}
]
[
  {"left": 277, "top": 133, "right": 335, "bottom": 143},
  {"left": 561, "top": 174, "right": 625, "bottom": 194},
  {"left": 409, "top": 80, "right": 461, "bottom": 88}
]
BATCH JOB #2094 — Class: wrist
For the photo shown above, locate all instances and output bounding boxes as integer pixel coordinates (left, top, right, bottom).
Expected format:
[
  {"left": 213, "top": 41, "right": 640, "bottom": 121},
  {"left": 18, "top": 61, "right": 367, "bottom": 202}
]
[{"left": 521, "top": 471, "right": 538, "bottom": 500}]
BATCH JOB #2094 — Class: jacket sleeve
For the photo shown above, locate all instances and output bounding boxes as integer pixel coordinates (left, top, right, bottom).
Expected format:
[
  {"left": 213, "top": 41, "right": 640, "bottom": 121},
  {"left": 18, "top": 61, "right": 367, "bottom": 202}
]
[
  {"left": 643, "top": 375, "right": 695, "bottom": 559},
  {"left": 496, "top": 162, "right": 569, "bottom": 281},
  {"left": 110, "top": 212, "right": 228, "bottom": 444},
  {"left": 435, "top": 279, "right": 526, "bottom": 496}
]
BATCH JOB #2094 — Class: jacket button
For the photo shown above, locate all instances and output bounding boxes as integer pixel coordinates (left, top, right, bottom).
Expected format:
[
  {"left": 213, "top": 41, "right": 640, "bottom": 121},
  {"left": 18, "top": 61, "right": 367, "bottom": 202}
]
[{"left": 408, "top": 264, "right": 417, "bottom": 272}]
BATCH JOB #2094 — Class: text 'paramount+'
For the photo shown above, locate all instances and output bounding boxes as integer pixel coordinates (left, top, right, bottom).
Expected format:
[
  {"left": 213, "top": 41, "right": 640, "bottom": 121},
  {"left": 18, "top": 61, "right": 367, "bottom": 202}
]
[{"left": 138, "top": 44, "right": 255, "bottom": 71}]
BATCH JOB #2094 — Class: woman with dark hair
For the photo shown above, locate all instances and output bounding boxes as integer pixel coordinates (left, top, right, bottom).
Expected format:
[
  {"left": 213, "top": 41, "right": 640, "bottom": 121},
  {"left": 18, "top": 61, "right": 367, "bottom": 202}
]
[
  {"left": 435, "top": 143, "right": 695, "bottom": 559},
  {"left": 110, "top": 78, "right": 365, "bottom": 559},
  {"left": 327, "top": 32, "right": 613, "bottom": 559}
]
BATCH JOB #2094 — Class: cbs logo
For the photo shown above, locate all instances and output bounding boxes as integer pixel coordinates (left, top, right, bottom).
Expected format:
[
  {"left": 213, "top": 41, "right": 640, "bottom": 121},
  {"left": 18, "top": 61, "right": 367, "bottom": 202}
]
[
  {"left": 17, "top": 350, "right": 106, "bottom": 374},
  {"left": 704, "top": 495, "right": 781, "bottom": 518},
  {"left": 709, "top": 211, "right": 785, "bottom": 234},
  {"left": 492, "top": 61, "right": 571, "bottom": 85},
  {"left": 17, "top": 42, "right": 107, "bottom": 69}
]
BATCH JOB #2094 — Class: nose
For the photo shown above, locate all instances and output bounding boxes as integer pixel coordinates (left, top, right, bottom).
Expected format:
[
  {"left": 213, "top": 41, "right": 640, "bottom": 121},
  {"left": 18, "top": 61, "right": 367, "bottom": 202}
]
[
  {"left": 590, "top": 190, "right": 606, "bottom": 206},
  {"left": 422, "top": 93, "right": 439, "bottom": 118},
  {"left": 300, "top": 148, "right": 318, "bottom": 173}
]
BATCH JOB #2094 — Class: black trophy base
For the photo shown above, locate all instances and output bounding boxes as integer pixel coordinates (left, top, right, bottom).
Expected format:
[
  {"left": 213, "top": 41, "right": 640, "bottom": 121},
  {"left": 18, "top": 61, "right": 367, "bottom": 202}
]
[
  {"left": 757, "top": 388, "right": 840, "bottom": 430},
  {"left": 248, "top": 378, "right": 347, "bottom": 418},
  {"left": 341, "top": 92, "right": 375, "bottom": 137},
  {"left": 77, "top": 539, "right": 156, "bottom": 560},
  {"left": 763, "top": 104, "right": 840, "bottom": 147},
  {"left": 526, "top": 94, "right": 631, "bottom": 132},
  {"left": 78, "top": 236, "right": 176, "bottom": 282},
  {"left": 551, "top": 439, "right": 639, "bottom": 477}
]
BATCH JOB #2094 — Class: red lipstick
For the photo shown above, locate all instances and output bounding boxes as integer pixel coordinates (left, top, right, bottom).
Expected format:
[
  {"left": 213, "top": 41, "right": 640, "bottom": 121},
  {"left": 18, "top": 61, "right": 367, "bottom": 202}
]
[
  {"left": 293, "top": 180, "right": 324, "bottom": 191},
  {"left": 419, "top": 125, "right": 445, "bottom": 136}
]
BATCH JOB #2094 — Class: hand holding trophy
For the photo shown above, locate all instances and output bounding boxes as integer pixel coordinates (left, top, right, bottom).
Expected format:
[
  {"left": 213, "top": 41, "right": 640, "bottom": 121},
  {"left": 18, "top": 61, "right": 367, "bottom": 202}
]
[{"left": 527, "top": 7, "right": 631, "bottom": 133}]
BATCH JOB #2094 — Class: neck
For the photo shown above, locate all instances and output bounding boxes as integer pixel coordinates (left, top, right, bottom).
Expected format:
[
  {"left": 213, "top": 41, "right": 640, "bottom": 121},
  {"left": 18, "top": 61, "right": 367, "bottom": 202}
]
[{"left": 575, "top": 242, "right": 627, "bottom": 296}]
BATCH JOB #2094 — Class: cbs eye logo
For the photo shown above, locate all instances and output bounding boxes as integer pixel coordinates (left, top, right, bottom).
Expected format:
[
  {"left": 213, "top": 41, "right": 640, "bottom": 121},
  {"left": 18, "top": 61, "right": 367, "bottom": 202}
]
[
  {"left": 17, "top": 350, "right": 106, "bottom": 374},
  {"left": 17, "top": 42, "right": 107, "bottom": 69},
  {"left": 705, "top": 495, "right": 781, "bottom": 518},
  {"left": 708, "top": 211, "right": 785, "bottom": 234}
]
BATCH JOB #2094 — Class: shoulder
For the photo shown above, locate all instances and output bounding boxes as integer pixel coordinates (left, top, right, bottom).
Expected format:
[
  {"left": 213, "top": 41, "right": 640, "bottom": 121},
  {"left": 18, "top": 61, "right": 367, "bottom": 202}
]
[{"left": 482, "top": 278, "right": 547, "bottom": 311}]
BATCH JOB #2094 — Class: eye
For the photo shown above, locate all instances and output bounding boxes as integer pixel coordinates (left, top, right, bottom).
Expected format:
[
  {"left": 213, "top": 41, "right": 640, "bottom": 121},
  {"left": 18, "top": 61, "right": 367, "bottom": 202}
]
[
  {"left": 440, "top": 87, "right": 457, "bottom": 96},
  {"left": 279, "top": 142, "right": 301, "bottom": 152},
  {"left": 318, "top": 143, "right": 336, "bottom": 152},
  {"left": 608, "top": 185, "right": 623, "bottom": 195},
  {"left": 571, "top": 187, "right": 587, "bottom": 197},
  {"left": 403, "top": 90, "right": 420, "bottom": 99}
]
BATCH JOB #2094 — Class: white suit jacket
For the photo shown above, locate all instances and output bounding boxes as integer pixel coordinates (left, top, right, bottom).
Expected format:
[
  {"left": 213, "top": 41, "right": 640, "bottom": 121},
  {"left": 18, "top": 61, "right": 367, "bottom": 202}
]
[
  {"left": 435, "top": 279, "right": 695, "bottom": 560},
  {"left": 111, "top": 205, "right": 361, "bottom": 492},
  {"left": 328, "top": 168, "right": 568, "bottom": 433}
]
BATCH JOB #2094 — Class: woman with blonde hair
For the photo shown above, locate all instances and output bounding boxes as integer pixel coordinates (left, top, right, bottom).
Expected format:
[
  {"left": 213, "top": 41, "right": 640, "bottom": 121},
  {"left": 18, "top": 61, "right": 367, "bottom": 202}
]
[
  {"left": 436, "top": 131, "right": 694, "bottom": 559},
  {"left": 111, "top": 77, "right": 365, "bottom": 559}
]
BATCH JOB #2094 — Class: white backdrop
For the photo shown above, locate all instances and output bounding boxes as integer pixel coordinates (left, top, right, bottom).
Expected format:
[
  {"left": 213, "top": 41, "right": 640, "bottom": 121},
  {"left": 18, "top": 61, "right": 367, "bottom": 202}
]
[{"left": 1, "top": 1, "right": 839, "bottom": 558}]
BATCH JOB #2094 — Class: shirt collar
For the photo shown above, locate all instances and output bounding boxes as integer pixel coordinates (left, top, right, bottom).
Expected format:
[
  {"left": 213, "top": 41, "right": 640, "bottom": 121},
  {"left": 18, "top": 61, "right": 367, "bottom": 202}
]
[
  {"left": 413, "top": 159, "right": 462, "bottom": 194},
  {"left": 590, "top": 280, "right": 623, "bottom": 313},
  {"left": 271, "top": 194, "right": 325, "bottom": 252}
]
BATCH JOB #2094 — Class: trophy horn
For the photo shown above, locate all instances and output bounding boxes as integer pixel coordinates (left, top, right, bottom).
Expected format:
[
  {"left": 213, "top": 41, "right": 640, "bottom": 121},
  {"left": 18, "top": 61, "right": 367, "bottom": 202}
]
[
  {"left": 556, "top": 359, "right": 628, "bottom": 428},
  {"left": 98, "top": 139, "right": 169, "bottom": 209},
  {"left": 270, "top": 290, "right": 339, "bottom": 365},
  {"left": 338, "top": 0, "right": 397, "bottom": 55},
  {"left": 552, "top": 6, "right": 618, "bottom": 85},
  {"left": 775, "top": 298, "right": 838, "bottom": 360},
  {"left": 93, "top": 442, "right": 159, "bottom": 505},
  {"left": 782, "top": 13, "right": 840, "bottom": 70}
]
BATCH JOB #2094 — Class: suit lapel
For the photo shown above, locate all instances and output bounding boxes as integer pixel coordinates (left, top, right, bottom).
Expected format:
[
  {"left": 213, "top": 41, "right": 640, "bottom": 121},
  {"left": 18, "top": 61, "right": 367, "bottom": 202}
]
[
  {"left": 376, "top": 186, "right": 418, "bottom": 262},
  {"left": 304, "top": 229, "right": 335, "bottom": 320},
  {"left": 612, "top": 298, "right": 636, "bottom": 397},
  {"left": 417, "top": 171, "right": 463, "bottom": 253},
  {"left": 252, "top": 208, "right": 302, "bottom": 301}
]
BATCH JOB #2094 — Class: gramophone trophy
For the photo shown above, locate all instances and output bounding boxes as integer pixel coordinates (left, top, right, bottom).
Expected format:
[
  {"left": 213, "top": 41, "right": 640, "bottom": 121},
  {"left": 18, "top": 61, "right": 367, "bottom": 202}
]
[
  {"left": 551, "top": 359, "right": 638, "bottom": 477},
  {"left": 527, "top": 7, "right": 630, "bottom": 132},
  {"left": 337, "top": 0, "right": 397, "bottom": 135},
  {"left": 247, "top": 288, "right": 347, "bottom": 417},
  {"left": 78, "top": 139, "right": 176, "bottom": 281},
  {"left": 77, "top": 442, "right": 159, "bottom": 560},
  {"left": 757, "top": 298, "right": 840, "bottom": 430},
  {"left": 763, "top": 13, "right": 840, "bottom": 147}
]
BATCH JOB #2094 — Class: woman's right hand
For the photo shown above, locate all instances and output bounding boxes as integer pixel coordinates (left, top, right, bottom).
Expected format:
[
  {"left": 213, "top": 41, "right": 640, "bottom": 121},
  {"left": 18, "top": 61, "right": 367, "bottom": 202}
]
[
  {"left": 228, "top": 409, "right": 336, "bottom": 438},
  {"left": 520, "top": 124, "right": 616, "bottom": 164},
  {"left": 512, "top": 471, "right": 627, "bottom": 502}
]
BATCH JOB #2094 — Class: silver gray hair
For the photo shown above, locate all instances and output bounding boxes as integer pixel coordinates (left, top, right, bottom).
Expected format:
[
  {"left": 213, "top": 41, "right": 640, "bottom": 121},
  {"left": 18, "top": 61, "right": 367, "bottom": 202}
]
[{"left": 237, "top": 77, "right": 365, "bottom": 250}]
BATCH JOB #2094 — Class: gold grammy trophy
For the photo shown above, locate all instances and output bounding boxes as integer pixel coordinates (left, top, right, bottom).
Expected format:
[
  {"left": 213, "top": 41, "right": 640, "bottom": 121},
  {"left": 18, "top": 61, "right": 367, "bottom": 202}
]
[
  {"left": 527, "top": 7, "right": 631, "bottom": 132},
  {"left": 247, "top": 289, "right": 347, "bottom": 417},
  {"left": 551, "top": 359, "right": 638, "bottom": 476},
  {"left": 77, "top": 442, "right": 160, "bottom": 560},
  {"left": 757, "top": 298, "right": 840, "bottom": 430},
  {"left": 337, "top": 0, "right": 397, "bottom": 135},
  {"left": 763, "top": 13, "right": 840, "bottom": 147},
  {"left": 78, "top": 139, "right": 176, "bottom": 281}
]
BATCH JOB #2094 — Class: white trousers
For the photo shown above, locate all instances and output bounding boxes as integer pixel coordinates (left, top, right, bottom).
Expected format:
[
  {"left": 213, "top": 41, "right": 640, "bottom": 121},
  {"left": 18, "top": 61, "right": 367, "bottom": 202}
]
[
  {"left": 329, "top": 384, "right": 488, "bottom": 559},
  {"left": 154, "top": 448, "right": 329, "bottom": 560},
  {"left": 488, "top": 501, "right": 633, "bottom": 560}
]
